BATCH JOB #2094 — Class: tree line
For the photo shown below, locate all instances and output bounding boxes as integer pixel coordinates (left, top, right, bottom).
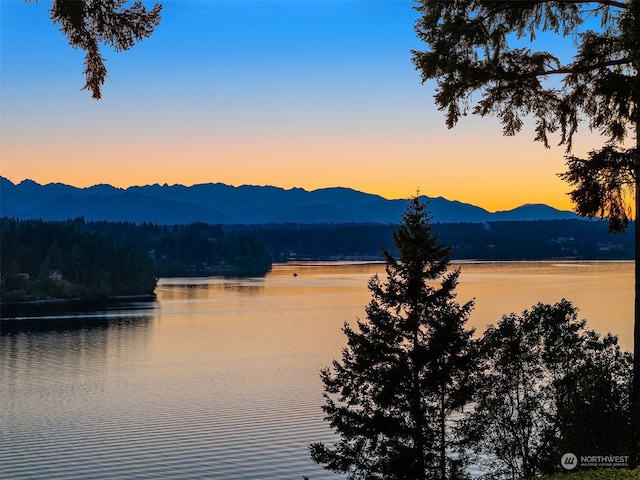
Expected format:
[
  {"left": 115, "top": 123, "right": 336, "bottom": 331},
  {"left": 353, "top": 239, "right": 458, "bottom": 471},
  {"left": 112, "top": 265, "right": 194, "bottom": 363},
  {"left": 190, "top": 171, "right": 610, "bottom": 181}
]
[
  {"left": 0, "top": 217, "right": 157, "bottom": 302},
  {"left": 234, "top": 219, "right": 634, "bottom": 262},
  {"left": 310, "top": 198, "right": 634, "bottom": 480},
  {"left": 90, "top": 220, "right": 272, "bottom": 277},
  {"left": 0, "top": 217, "right": 272, "bottom": 303}
]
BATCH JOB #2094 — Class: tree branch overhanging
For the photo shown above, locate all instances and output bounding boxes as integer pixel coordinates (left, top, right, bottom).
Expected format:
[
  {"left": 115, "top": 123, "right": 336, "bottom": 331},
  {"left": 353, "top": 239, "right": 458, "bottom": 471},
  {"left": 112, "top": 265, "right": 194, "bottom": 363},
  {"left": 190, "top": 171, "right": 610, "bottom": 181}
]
[
  {"left": 536, "top": 57, "right": 630, "bottom": 76},
  {"left": 510, "top": 0, "right": 627, "bottom": 9},
  {"left": 414, "top": 0, "right": 640, "bottom": 467},
  {"left": 49, "top": 0, "right": 162, "bottom": 100}
]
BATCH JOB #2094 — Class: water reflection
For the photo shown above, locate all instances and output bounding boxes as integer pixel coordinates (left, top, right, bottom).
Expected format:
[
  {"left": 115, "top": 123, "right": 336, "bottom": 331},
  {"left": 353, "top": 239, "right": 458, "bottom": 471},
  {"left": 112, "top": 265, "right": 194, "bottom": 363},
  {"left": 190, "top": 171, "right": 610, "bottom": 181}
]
[
  {"left": 1, "top": 295, "right": 158, "bottom": 319},
  {"left": 158, "top": 277, "right": 266, "bottom": 300},
  {"left": 455, "top": 261, "right": 633, "bottom": 351},
  {"left": 0, "top": 313, "right": 153, "bottom": 334},
  {"left": 0, "top": 261, "right": 633, "bottom": 480}
]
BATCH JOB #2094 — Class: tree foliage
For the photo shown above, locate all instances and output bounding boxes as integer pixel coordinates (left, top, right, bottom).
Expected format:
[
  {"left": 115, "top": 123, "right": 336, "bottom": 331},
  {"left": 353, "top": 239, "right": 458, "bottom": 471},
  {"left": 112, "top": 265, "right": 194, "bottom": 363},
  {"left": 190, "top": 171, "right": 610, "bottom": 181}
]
[
  {"left": 561, "top": 146, "right": 637, "bottom": 233},
  {"left": 0, "top": 217, "right": 158, "bottom": 301},
  {"left": 44, "top": 0, "right": 162, "bottom": 99},
  {"left": 0, "top": 218, "right": 272, "bottom": 303},
  {"left": 412, "top": 0, "right": 638, "bottom": 230},
  {"left": 145, "top": 222, "right": 273, "bottom": 277},
  {"left": 310, "top": 197, "right": 475, "bottom": 480},
  {"left": 413, "top": 0, "right": 639, "bottom": 464},
  {"left": 467, "top": 300, "right": 632, "bottom": 479}
]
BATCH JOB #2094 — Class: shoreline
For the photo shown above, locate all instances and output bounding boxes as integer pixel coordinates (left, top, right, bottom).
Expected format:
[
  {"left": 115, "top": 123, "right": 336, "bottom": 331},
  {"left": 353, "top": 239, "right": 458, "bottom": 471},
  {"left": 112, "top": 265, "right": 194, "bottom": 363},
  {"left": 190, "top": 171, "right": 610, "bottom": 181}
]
[{"left": 0, "top": 294, "right": 156, "bottom": 318}]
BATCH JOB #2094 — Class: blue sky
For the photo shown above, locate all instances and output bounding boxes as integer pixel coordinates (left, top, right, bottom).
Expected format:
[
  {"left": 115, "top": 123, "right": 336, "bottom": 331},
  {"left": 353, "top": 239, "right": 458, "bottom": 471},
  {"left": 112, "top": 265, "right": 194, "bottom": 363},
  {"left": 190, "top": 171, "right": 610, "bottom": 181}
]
[{"left": 0, "top": 0, "right": 606, "bottom": 211}]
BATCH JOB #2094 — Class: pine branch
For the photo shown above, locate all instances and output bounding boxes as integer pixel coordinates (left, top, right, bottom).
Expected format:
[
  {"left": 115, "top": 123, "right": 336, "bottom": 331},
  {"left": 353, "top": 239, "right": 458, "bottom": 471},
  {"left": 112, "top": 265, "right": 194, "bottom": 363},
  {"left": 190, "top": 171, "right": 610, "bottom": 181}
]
[
  {"left": 528, "top": 0, "right": 628, "bottom": 9},
  {"left": 536, "top": 57, "right": 631, "bottom": 76}
]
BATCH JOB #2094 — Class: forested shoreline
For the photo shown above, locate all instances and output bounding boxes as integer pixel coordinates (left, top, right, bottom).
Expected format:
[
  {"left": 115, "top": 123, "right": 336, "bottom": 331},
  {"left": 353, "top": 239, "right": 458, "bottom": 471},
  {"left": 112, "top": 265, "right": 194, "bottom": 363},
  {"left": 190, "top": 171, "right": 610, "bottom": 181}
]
[
  {"left": 1, "top": 216, "right": 632, "bottom": 305},
  {"left": 233, "top": 219, "right": 634, "bottom": 262},
  {"left": 0, "top": 218, "right": 272, "bottom": 304}
]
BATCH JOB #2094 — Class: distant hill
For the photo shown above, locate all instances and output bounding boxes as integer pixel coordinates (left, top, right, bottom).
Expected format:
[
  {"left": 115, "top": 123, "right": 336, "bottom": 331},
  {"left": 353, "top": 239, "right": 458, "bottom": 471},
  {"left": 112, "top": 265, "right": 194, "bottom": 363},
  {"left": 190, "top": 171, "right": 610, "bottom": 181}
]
[{"left": 0, "top": 177, "right": 578, "bottom": 225}]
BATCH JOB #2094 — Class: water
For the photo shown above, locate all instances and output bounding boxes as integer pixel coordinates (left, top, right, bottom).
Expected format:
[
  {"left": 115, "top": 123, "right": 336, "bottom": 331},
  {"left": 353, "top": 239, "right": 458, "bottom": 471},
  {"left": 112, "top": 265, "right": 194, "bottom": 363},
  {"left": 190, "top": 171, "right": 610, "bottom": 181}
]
[{"left": 0, "top": 261, "right": 633, "bottom": 479}]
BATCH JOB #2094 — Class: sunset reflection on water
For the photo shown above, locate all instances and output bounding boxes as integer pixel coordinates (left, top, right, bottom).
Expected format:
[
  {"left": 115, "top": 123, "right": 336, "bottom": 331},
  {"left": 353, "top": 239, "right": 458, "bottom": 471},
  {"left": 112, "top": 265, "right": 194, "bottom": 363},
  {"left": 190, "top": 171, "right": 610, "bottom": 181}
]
[{"left": 0, "top": 261, "right": 632, "bottom": 480}]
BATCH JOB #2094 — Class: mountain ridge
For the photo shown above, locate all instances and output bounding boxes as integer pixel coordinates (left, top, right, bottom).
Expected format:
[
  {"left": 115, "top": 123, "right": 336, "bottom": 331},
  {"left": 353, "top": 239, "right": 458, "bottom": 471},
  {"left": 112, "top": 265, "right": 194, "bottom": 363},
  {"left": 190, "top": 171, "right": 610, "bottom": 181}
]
[{"left": 0, "top": 177, "right": 578, "bottom": 225}]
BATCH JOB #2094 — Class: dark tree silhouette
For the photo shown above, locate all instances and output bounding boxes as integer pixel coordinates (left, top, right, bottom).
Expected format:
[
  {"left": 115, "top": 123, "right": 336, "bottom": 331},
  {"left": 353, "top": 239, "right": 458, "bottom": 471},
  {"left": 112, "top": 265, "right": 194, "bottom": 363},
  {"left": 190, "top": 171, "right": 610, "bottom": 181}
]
[
  {"left": 43, "top": 0, "right": 162, "bottom": 99},
  {"left": 412, "top": 0, "right": 639, "bottom": 464},
  {"left": 0, "top": 218, "right": 272, "bottom": 302},
  {"left": 310, "top": 196, "right": 475, "bottom": 480},
  {"left": 0, "top": 217, "right": 158, "bottom": 301},
  {"left": 467, "top": 300, "right": 632, "bottom": 478}
]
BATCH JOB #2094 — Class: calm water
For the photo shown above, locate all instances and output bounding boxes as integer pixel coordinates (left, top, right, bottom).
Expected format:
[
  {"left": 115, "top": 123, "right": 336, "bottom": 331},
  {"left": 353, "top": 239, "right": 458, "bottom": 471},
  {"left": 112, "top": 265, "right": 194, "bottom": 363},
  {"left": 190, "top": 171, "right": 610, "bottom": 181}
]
[{"left": 0, "top": 261, "right": 633, "bottom": 479}]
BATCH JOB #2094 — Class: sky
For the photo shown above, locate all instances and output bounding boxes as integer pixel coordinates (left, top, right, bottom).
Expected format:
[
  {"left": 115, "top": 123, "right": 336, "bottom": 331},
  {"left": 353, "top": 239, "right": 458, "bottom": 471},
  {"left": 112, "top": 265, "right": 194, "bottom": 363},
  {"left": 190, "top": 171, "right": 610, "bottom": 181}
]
[{"left": 0, "top": 0, "right": 610, "bottom": 212}]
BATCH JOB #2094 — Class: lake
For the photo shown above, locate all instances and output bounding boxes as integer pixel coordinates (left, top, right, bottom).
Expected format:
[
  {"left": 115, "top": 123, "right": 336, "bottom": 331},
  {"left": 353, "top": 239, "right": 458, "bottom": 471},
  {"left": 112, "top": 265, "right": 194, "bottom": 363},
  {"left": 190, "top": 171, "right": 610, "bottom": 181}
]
[{"left": 0, "top": 261, "right": 633, "bottom": 479}]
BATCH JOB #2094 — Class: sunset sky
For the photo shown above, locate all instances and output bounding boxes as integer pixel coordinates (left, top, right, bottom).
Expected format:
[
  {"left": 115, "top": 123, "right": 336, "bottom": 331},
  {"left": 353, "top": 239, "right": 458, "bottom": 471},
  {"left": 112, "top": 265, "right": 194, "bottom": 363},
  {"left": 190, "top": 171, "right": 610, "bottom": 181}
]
[{"left": 0, "top": 0, "right": 609, "bottom": 212}]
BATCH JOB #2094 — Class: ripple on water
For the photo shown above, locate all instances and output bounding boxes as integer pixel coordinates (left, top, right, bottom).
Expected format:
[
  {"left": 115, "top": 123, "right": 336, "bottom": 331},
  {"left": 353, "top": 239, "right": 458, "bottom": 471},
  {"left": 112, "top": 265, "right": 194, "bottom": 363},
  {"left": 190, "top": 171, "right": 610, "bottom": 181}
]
[
  {"left": 0, "top": 314, "right": 341, "bottom": 480},
  {"left": 3, "top": 262, "right": 631, "bottom": 479}
]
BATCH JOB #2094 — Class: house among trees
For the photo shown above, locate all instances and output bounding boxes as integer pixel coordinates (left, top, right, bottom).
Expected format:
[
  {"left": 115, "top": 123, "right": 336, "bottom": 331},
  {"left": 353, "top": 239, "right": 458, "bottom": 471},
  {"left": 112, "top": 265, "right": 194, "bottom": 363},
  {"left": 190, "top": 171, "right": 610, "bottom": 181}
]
[{"left": 48, "top": 270, "right": 63, "bottom": 281}]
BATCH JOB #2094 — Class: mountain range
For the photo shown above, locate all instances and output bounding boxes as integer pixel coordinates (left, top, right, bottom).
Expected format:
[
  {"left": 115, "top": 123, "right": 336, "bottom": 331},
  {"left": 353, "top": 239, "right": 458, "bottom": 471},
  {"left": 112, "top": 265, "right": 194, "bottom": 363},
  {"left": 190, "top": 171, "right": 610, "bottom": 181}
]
[{"left": 0, "top": 177, "right": 578, "bottom": 225}]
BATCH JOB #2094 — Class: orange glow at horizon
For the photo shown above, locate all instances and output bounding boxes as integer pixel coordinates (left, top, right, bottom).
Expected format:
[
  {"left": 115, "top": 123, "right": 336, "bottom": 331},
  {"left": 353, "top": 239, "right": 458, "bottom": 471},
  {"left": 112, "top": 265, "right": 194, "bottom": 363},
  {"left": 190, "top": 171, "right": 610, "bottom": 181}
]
[
  {"left": 1, "top": 149, "right": 576, "bottom": 214},
  {"left": 1, "top": 0, "right": 623, "bottom": 217},
  {"left": 1, "top": 111, "right": 586, "bottom": 213}
]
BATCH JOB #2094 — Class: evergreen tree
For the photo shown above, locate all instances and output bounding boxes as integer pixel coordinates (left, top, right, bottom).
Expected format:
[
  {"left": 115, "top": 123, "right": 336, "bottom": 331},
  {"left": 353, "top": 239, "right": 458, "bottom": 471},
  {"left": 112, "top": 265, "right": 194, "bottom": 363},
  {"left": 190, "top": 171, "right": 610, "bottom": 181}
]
[
  {"left": 310, "top": 196, "right": 475, "bottom": 480},
  {"left": 412, "top": 0, "right": 639, "bottom": 463},
  {"left": 46, "top": 0, "right": 162, "bottom": 99}
]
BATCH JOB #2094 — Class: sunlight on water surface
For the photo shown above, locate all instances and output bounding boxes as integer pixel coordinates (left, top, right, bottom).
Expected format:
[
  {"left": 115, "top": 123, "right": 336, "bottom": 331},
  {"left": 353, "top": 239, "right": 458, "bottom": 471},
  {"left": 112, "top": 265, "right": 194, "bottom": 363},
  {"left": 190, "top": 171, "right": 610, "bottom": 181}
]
[{"left": 0, "top": 261, "right": 633, "bottom": 479}]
